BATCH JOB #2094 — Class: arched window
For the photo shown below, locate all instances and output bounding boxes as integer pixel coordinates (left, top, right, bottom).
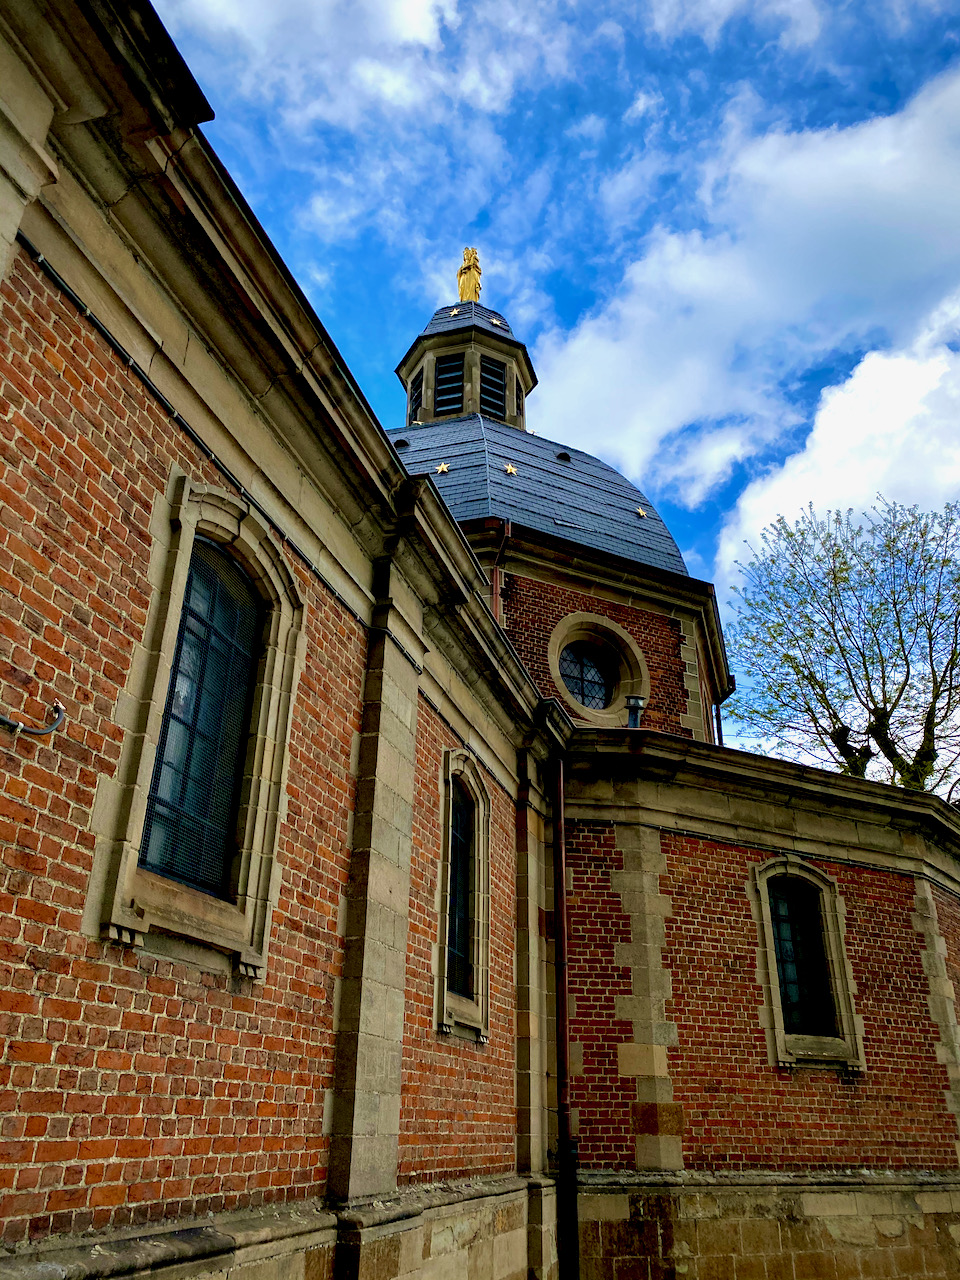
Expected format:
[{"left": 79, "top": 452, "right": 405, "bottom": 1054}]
[
  {"left": 139, "top": 538, "right": 264, "bottom": 897},
  {"left": 437, "top": 752, "right": 490, "bottom": 1041},
  {"left": 91, "top": 482, "right": 304, "bottom": 980},
  {"left": 768, "top": 875, "right": 838, "bottom": 1037},
  {"left": 447, "top": 778, "right": 474, "bottom": 997},
  {"left": 753, "top": 859, "right": 865, "bottom": 1071}
]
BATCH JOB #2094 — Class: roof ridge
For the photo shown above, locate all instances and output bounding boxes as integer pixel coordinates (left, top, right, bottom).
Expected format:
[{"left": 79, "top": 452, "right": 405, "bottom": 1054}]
[{"left": 477, "top": 413, "right": 494, "bottom": 519}]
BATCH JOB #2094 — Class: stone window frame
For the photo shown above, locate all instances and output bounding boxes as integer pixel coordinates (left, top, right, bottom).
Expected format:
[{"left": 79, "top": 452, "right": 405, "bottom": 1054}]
[
  {"left": 547, "top": 612, "right": 650, "bottom": 728},
  {"left": 88, "top": 474, "right": 305, "bottom": 980},
  {"left": 435, "top": 749, "right": 491, "bottom": 1043},
  {"left": 751, "top": 856, "right": 866, "bottom": 1072}
]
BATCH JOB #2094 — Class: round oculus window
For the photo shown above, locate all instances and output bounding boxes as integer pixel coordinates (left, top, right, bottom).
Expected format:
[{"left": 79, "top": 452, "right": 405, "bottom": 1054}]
[{"left": 558, "top": 640, "right": 618, "bottom": 710}]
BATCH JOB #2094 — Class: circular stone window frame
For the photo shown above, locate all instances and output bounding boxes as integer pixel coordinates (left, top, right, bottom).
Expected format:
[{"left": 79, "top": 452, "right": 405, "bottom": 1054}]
[{"left": 548, "top": 613, "right": 650, "bottom": 728}]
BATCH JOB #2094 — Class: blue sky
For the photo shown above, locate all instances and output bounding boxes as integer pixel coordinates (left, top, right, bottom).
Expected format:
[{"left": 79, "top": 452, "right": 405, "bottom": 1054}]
[{"left": 154, "top": 0, "right": 960, "bottom": 597}]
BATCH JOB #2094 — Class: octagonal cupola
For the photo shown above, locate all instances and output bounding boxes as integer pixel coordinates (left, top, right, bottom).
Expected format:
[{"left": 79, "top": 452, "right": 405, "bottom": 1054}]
[{"left": 395, "top": 249, "right": 537, "bottom": 430}]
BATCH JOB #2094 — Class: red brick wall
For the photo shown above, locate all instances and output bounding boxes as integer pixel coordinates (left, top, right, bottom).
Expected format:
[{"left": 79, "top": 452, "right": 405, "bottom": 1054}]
[
  {"left": 663, "top": 834, "right": 958, "bottom": 1170},
  {"left": 501, "top": 574, "right": 689, "bottom": 734},
  {"left": 565, "top": 820, "right": 635, "bottom": 1169},
  {"left": 564, "top": 816, "right": 959, "bottom": 1173},
  {"left": 398, "top": 696, "right": 516, "bottom": 1182},
  {"left": 0, "top": 248, "right": 366, "bottom": 1245}
]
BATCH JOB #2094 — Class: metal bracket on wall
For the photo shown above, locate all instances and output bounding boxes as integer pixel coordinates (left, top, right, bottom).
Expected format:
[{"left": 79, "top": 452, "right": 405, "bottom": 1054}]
[{"left": 0, "top": 700, "right": 66, "bottom": 739}]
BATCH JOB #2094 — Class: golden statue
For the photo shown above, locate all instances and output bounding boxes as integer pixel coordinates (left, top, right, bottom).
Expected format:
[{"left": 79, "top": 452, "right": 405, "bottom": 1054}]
[{"left": 457, "top": 247, "right": 481, "bottom": 302}]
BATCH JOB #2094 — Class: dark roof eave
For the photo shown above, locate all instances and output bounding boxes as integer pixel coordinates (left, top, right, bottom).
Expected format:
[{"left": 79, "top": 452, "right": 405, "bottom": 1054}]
[
  {"left": 80, "top": 0, "right": 214, "bottom": 130},
  {"left": 461, "top": 515, "right": 701, "bottom": 596}
]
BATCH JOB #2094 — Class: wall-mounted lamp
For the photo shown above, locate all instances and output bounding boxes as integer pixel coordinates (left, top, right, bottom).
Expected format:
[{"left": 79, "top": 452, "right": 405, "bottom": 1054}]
[{"left": 625, "top": 694, "right": 646, "bottom": 729}]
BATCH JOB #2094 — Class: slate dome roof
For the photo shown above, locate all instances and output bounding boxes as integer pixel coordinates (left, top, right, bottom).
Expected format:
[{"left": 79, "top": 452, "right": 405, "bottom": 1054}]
[
  {"left": 420, "top": 300, "right": 516, "bottom": 340},
  {"left": 388, "top": 414, "right": 688, "bottom": 578}
]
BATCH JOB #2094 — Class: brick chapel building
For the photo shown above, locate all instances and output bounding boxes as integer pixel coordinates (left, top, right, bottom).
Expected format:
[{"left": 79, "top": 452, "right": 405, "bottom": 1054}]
[{"left": 2, "top": 3, "right": 960, "bottom": 1278}]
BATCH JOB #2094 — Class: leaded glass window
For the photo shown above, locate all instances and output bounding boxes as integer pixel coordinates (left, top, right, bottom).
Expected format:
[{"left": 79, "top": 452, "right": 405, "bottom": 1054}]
[
  {"left": 769, "top": 876, "right": 838, "bottom": 1036},
  {"left": 139, "top": 538, "right": 263, "bottom": 897},
  {"left": 558, "top": 641, "right": 617, "bottom": 710}
]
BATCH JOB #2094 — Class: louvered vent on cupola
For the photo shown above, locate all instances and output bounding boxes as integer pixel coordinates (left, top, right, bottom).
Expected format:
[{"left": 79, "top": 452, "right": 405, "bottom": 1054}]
[
  {"left": 408, "top": 368, "right": 423, "bottom": 424},
  {"left": 480, "top": 356, "right": 507, "bottom": 420},
  {"left": 434, "top": 353, "right": 465, "bottom": 416}
]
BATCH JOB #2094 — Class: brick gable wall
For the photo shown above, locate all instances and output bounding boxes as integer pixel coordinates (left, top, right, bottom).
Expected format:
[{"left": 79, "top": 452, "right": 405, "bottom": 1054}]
[
  {"left": 500, "top": 574, "right": 690, "bottom": 735},
  {"left": 398, "top": 696, "right": 517, "bottom": 1182},
  {"left": 0, "top": 249, "right": 366, "bottom": 1246}
]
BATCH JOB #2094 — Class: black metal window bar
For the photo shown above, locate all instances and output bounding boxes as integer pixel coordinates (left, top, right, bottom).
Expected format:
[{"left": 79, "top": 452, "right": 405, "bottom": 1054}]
[
  {"left": 447, "top": 778, "right": 474, "bottom": 997},
  {"left": 479, "top": 355, "right": 507, "bottom": 419},
  {"left": 769, "top": 876, "right": 839, "bottom": 1036},
  {"left": 139, "top": 537, "right": 264, "bottom": 897},
  {"left": 559, "top": 641, "right": 617, "bottom": 710},
  {"left": 408, "top": 367, "right": 423, "bottom": 424},
  {"left": 514, "top": 375, "right": 524, "bottom": 419},
  {"left": 434, "top": 352, "right": 465, "bottom": 416}
]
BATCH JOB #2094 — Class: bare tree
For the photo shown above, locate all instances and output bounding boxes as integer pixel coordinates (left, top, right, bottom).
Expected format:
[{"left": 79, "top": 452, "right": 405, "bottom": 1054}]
[{"left": 726, "top": 499, "right": 960, "bottom": 794}]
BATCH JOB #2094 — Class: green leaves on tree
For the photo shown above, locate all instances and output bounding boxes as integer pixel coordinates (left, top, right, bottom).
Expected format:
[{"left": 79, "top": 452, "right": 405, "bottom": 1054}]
[{"left": 726, "top": 499, "right": 960, "bottom": 795}]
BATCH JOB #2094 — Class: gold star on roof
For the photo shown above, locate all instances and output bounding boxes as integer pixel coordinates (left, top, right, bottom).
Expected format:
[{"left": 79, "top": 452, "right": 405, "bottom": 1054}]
[
  {"left": 490, "top": 317, "right": 504, "bottom": 327},
  {"left": 448, "top": 307, "right": 461, "bottom": 315},
  {"left": 504, "top": 463, "right": 518, "bottom": 476},
  {"left": 436, "top": 462, "right": 450, "bottom": 474},
  {"left": 636, "top": 507, "right": 646, "bottom": 517}
]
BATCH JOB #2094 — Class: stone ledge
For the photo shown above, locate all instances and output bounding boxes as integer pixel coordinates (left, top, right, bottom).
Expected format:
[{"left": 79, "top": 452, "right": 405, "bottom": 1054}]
[
  {"left": 577, "top": 1169, "right": 960, "bottom": 1191},
  {"left": 0, "top": 1177, "right": 554, "bottom": 1280},
  {"left": 0, "top": 1201, "right": 338, "bottom": 1280},
  {"left": 335, "top": 1173, "right": 532, "bottom": 1231}
]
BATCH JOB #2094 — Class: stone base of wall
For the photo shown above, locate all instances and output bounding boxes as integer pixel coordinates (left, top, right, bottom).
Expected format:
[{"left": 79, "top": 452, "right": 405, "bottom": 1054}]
[
  {"left": 1, "top": 1176, "right": 556, "bottom": 1280},
  {"left": 578, "top": 1173, "right": 960, "bottom": 1279}
]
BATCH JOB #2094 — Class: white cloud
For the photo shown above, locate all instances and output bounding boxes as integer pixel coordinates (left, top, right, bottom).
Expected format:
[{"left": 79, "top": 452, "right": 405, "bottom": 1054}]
[
  {"left": 623, "top": 89, "right": 663, "bottom": 122},
  {"left": 530, "top": 66, "right": 960, "bottom": 538},
  {"left": 599, "top": 150, "right": 668, "bottom": 224},
  {"left": 642, "top": 0, "right": 822, "bottom": 46},
  {"left": 566, "top": 114, "right": 608, "bottom": 142},
  {"left": 716, "top": 295, "right": 960, "bottom": 589},
  {"left": 155, "top": 0, "right": 576, "bottom": 128}
]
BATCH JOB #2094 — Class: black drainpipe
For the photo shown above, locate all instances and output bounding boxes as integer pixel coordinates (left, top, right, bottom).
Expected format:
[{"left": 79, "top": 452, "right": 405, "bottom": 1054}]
[{"left": 553, "top": 757, "right": 580, "bottom": 1279}]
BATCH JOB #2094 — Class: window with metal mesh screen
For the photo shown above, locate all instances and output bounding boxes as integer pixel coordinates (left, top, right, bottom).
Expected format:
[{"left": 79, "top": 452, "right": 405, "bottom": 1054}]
[
  {"left": 447, "top": 778, "right": 474, "bottom": 997},
  {"left": 408, "top": 367, "right": 423, "bottom": 423},
  {"left": 139, "top": 537, "right": 264, "bottom": 897},
  {"left": 769, "top": 876, "right": 838, "bottom": 1036},
  {"left": 479, "top": 355, "right": 506, "bottom": 419},
  {"left": 515, "top": 375, "right": 524, "bottom": 418},
  {"left": 558, "top": 641, "right": 617, "bottom": 710},
  {"left": 434, "top": 352, "right": 465, "bottom": 416}
]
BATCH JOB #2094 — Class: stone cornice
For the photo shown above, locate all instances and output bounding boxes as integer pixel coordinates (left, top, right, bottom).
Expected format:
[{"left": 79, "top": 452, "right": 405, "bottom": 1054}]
[
  {"left": 8, "top": 0, "right": 568, "bottom": 758},
  {"left": 565, "top": 729, "right": 960, "bottom": 891}
]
